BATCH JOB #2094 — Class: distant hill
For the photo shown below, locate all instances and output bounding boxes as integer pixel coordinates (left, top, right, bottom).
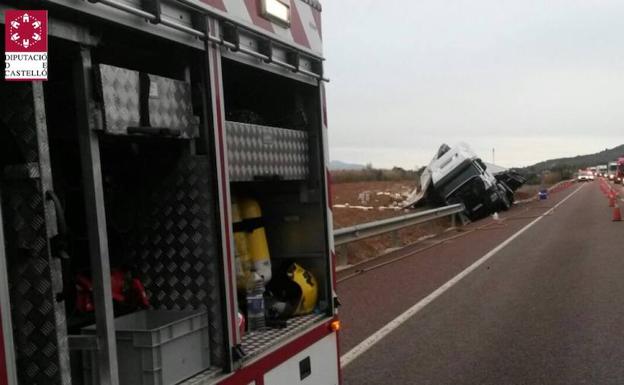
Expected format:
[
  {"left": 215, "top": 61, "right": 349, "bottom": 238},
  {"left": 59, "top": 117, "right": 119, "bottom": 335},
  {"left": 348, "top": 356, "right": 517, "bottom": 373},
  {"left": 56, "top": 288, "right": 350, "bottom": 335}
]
[
  {"left": 521, "top": 144, "right": 624, "bottom": 173},
  {"left": 329, "top": 160, "right": 366, "bottom": 170},
  {"left": 517, "top": 144, "right": 624, "bottom": 184}
]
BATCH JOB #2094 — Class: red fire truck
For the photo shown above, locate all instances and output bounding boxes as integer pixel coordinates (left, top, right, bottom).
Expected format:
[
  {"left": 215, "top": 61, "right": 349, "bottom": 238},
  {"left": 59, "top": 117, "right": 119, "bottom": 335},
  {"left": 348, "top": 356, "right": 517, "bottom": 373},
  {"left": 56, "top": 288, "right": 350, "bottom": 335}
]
[{"left": 0, "top": 1, "right": 340, "bottom": 384}]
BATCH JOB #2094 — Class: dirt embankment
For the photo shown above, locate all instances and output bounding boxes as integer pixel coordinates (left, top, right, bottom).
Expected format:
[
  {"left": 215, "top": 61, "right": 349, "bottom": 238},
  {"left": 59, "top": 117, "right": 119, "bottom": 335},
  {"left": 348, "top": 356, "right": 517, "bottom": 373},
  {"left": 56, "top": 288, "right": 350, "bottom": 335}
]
[
  {"left": 332, "top": 180, "right": 416, "bottom": 229},
  {"left": 331, "top": 180, "right": 450, "bottom": 265}
]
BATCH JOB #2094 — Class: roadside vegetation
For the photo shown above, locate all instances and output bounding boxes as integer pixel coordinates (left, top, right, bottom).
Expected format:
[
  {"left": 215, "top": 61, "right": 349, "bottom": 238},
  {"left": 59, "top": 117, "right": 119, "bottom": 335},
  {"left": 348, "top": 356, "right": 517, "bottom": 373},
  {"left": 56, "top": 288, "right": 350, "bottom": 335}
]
[{"left": 331, "top": 164, "right": 423, "bottom": 184}]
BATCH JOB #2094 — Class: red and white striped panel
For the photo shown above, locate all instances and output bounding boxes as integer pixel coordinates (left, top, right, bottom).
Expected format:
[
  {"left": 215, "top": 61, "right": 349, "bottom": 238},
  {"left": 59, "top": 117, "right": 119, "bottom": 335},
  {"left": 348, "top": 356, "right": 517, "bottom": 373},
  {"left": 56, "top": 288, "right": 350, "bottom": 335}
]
[
  {"left": 319, "top": 83, "right": 337, "bottom": 289},
  {"left": 195, "top": 0, "right": 323, "bottom": 56},
  {"left": 318, "top": 83, "right": 343, "bottom": 384}
]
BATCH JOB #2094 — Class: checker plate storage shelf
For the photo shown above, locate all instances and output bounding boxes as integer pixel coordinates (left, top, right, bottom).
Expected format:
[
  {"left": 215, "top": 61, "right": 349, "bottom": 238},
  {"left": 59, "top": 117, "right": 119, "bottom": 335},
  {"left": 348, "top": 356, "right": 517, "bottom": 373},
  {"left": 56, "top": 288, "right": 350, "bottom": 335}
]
[
  {"left": 97, "top": 64, "right": 198, "bottom": 138},
  {"left": 226, "top": 121, "right": 309, "bottom": 182},
  {"left": 97, "top": 64, "right": 140, "bottom": 134}
]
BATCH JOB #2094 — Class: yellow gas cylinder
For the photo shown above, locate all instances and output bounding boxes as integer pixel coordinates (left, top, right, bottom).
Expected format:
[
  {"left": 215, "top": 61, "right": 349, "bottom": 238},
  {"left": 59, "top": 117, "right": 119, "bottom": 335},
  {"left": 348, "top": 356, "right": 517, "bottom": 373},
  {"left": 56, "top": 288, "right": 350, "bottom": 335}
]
[
  {"left": 232, "top": 197, "right": 252, "bottom": 290},
  {"left": 239, "top": 197, "right": 272, "bottom": 285}
]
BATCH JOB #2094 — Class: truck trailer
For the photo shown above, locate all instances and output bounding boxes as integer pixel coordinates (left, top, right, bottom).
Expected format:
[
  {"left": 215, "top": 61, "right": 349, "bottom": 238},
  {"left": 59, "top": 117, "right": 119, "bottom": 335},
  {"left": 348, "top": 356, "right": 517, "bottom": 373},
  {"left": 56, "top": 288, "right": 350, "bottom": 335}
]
[{"left": 0, "top": 2, "right": 340, "bottom": 385}]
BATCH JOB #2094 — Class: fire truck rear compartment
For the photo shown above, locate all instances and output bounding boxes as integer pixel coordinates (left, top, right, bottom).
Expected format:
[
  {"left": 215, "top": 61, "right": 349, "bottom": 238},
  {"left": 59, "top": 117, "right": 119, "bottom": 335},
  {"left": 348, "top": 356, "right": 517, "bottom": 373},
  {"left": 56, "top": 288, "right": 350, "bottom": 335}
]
[
  {"left": 222, "top": 58, "right": 332, "bottom": 358},
  {"left": 1, "top": 31, "right": 331, "bottom": 385}
]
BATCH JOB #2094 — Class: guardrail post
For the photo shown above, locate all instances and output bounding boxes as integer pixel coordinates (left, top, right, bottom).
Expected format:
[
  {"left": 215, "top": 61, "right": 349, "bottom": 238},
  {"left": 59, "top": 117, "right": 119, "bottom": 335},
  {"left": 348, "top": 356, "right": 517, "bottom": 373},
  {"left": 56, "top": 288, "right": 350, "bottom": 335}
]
[
  {"left": 336, "top": 244, "right": 349, "bottom": 266},
  {"left": 451, "top": 213, "right": 456, "bottom": 228},
  {"left": 391, "top": 230, "right": 401, "bottom": 248}
]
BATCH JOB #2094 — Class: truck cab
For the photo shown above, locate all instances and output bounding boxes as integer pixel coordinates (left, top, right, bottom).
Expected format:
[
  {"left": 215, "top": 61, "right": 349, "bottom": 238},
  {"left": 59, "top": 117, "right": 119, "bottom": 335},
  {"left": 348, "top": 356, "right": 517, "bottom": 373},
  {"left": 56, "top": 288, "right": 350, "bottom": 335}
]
[
  {"left": 425, "top": 143, "right": 514, "bottom": 220},
  {"left": 608, "top": 161, "right": 617, "bottom": 181},
  {"left": 597, "top": 164, "right": 608, "bottom": 177}
]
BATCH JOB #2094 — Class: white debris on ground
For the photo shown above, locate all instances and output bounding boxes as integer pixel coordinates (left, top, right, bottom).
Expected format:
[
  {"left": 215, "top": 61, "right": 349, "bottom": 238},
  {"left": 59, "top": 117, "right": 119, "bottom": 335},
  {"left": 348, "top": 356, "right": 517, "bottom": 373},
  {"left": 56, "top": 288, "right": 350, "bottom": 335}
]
[
  {"left": 376, "top": 191, "right": 405, "bottom": 200},
  {"left": 378, "top": 206, "right": 403, "bottom": 211},
  {"left": 332, "top": 204, "right": 374, "bottom": 210},
  {"left": 334, "top": 189, "right": 414, "bottom": 211},
  {"left": 416, "top": 233, "right": 437, "bottom": 242}
]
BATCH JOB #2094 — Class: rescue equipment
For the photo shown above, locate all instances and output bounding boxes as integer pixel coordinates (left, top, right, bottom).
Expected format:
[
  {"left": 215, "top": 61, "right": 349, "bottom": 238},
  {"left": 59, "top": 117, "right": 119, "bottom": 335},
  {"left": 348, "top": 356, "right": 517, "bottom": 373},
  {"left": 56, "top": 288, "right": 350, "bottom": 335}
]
[
  {"left": 288, "top": 263, "right": 318, "bottom": 315},
  {"left": 266, "top": 263, "right": 318, "bottom": 318},
  {"left": 238, "top": 197, "right": 272, "bottom": 284},
  {"left": 232, "top": 197, "right": 253, "bottom": 290},
  {"left": 76, "top": 268, "right": 149, "bottom": 313}
]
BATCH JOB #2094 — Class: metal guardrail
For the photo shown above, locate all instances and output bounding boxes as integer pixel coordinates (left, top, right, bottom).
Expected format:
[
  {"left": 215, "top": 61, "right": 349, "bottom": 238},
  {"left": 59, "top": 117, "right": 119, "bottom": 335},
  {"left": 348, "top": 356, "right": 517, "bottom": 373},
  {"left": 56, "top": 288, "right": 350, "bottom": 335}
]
[{"left": 333, "top": 203, "right": 464, "bottom": 246}]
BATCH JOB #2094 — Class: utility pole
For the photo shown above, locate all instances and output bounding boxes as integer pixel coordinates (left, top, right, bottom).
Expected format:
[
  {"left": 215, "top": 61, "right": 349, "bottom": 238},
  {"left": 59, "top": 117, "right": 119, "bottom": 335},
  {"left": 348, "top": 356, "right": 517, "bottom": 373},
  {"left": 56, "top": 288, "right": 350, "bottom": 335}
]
[{"left": 492, "top": 148, "right": 495, "bottom": 165}]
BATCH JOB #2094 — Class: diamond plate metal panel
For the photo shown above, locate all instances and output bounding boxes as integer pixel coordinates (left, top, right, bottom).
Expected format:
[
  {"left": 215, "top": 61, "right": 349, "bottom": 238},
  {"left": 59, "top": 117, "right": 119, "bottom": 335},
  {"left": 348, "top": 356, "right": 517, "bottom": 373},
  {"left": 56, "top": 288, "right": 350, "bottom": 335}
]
[
  {"left": 147, "top": 74, "right": 198, "bottom": 138},
  {"left": 2, "top": 163, "right": 40, "bottom": 180},
  {"left": 131, "top": 154, "right": 225, "bottom": 366},
  {"left": 97, "top": 64, "right": 141, "bottom": 135},
  {"left": 97, "top": 64, "right": 198, "bottom": 138},
  {"left": 225, "top": 121, "right": 309, "bottom": 181},
  {"left": 0, "top": 83, "right": 70, "bottom": 385}
]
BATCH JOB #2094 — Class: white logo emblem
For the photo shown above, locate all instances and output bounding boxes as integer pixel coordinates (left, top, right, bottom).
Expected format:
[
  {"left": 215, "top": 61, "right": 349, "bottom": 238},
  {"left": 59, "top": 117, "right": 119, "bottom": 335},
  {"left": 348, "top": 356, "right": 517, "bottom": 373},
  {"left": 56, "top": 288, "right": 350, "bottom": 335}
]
[{"left": 8, "top": 12, "right": 43, "bottom": 49}]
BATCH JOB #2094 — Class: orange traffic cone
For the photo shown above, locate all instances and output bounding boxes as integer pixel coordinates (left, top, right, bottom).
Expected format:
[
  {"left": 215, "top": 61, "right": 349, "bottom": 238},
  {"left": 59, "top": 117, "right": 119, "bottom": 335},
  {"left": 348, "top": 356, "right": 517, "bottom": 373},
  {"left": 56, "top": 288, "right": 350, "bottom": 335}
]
[
  {"left": 609, "top": 193, "right": 616, "bottom": 207},
  {"left": 613, "top": 204, "right": 622, "bottom": 222}
]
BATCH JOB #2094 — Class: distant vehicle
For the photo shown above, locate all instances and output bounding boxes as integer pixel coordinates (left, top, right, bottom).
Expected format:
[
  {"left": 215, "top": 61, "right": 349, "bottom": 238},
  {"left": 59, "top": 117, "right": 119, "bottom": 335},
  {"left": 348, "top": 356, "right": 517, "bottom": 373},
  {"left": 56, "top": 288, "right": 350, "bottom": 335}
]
[
  {"left": 597, "top": 164, "right": 608, "bottom": 177},
  {"left": 405, "top": 143, "right": 525, "bottom": 220},
  {"left": 588, "top": 166, "right": 597, "bottom": 176},
  {"left": 608, "top": 161, "right": 617, "bottom": 181},
  {"left": 577, "top": 170, "right": 594, "bottom": 182},
  {"left": 616, "top": 157, "right": 624, "bottom": 183}
]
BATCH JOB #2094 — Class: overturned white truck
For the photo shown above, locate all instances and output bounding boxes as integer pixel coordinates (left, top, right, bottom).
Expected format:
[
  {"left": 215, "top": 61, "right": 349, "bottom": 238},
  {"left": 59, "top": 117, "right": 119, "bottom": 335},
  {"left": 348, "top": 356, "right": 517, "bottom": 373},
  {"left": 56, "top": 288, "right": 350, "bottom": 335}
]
[{"left": 404, "top": 143, "right": 526, "bottom": 220}]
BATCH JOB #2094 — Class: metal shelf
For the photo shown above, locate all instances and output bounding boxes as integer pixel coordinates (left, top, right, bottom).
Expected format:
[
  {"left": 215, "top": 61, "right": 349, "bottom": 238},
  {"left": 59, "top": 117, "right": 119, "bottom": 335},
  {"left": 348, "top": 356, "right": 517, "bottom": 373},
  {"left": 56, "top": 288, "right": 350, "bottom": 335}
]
[{"left": 241, "top": 313, "right": 326, "bottom": 359}]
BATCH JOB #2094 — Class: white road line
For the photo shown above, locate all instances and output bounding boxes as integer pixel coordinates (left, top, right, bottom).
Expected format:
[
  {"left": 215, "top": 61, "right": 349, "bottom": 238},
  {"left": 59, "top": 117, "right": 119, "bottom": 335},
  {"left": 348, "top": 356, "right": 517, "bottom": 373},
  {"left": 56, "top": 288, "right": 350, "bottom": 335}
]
[{"left": 340, "top": 183, "right": 586, "bottom": 367}]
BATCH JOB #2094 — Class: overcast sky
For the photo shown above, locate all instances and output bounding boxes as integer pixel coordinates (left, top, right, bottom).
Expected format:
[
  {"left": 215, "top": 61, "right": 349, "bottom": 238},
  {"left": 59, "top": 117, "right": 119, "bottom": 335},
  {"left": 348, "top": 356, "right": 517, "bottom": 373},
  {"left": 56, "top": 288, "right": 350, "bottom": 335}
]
[{"left": 323, "top": 0, "right": 624, "bottom": 169}]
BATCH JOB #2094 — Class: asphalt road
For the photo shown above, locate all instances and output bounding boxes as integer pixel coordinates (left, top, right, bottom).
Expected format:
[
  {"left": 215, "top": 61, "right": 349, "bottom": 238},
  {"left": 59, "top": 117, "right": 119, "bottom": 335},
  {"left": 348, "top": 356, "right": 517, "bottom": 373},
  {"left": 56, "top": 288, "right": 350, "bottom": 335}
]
[{"left": 339, "top": 180, "right": 624, "bottom": 385}]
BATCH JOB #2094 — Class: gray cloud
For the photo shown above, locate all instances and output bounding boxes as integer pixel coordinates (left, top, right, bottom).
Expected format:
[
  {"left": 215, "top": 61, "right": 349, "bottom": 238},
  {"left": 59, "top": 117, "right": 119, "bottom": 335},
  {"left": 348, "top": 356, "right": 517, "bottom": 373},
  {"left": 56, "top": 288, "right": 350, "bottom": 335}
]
[{"left": 324, "top": 0, "right": 624, "bottom": 168}]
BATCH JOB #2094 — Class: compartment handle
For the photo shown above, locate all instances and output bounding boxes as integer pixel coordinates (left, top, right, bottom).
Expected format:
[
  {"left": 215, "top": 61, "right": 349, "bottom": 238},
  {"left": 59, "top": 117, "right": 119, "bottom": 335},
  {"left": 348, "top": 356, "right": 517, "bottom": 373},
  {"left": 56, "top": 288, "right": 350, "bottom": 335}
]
[{"left": 45, "top": 190, "right": 70, "bottom": 260}]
